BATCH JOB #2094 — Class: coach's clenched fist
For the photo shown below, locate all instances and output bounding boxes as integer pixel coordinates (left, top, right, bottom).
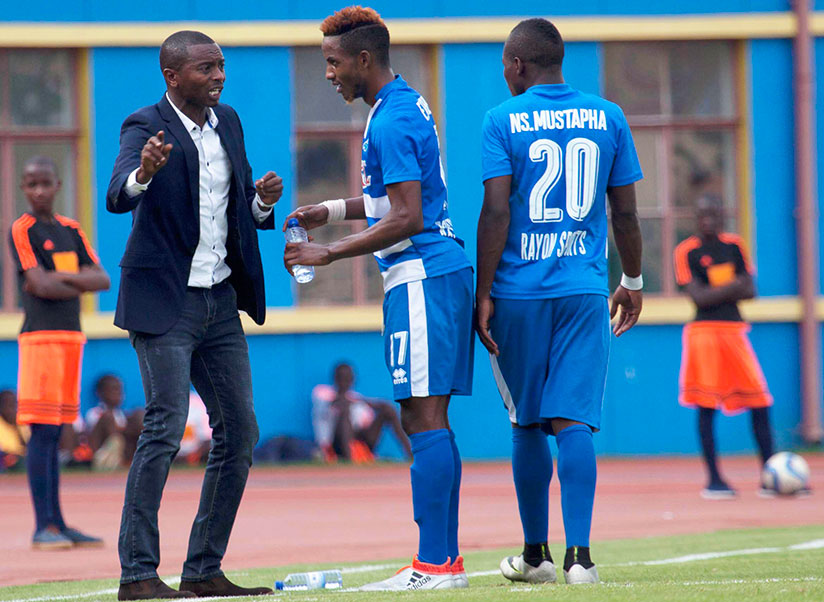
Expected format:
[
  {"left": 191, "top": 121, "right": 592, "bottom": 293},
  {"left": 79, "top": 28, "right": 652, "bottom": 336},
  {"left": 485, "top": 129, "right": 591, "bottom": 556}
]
[
  {"left": 255, "top": 171, "right": 284, "bottom": 208},
  {"left": 136, "top": 130, "right": 173, "bottom": 184}
]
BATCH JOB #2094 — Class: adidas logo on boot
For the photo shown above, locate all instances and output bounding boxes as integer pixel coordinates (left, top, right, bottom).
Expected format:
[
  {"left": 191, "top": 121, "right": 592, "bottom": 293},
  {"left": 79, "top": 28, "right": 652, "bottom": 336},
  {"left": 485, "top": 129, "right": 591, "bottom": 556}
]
[{"left": 360, "top": 556, "right": 454, "bottom": 591}]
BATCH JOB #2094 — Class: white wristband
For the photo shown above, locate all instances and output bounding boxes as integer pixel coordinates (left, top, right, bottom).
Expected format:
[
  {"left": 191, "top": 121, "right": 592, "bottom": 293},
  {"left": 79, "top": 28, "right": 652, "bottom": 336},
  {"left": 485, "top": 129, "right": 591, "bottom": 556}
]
[
  {"left": 320, "top": 199, "right": 346, "bottom": 223},
  {"left": 621, "top": 273, "right": 643, "bottom": 291}
]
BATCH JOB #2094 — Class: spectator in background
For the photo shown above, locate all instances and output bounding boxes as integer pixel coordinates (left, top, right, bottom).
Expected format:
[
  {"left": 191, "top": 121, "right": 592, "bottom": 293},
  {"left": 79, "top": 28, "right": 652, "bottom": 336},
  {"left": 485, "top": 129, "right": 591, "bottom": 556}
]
[
  {"left": 674, "top": 195, "right": 774, "bottom": 499},
  {"left": 85, "top": 374, "right": 144, "bottom": 469},
  {"left": 9, "top": 155, "right": 110, "bottom": 550},
  {"left": 58, "top": 414, "right": 92, "bottom": 468},
  {"left": 0, "top": 389, "right": 28, "bottom": 472},
  {"left": 177, "top": 391, "right": 212, "bottom": 466},
  {"left": 312, "top": 363, "right": 412, "bottom": 463}
]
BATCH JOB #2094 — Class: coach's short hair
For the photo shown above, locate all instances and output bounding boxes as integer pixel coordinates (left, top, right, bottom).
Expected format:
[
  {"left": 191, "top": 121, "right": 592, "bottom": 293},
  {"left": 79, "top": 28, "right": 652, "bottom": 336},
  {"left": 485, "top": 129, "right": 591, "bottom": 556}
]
[
  {"left": 160, "top": 30, "right": 216, "bottom": 71},
  {"left": 320, "top": 6, "right": 390, "bottom": 67},
  {"left": 505, "top": 18, "right": 564, "bottom": 68}
]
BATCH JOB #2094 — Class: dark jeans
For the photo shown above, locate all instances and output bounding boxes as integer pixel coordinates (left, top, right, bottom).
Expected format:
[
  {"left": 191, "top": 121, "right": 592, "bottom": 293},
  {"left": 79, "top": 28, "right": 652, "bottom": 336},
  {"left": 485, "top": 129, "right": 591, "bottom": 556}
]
[{"left": 118, "top": 282, "right": 259, "bottom": 584}]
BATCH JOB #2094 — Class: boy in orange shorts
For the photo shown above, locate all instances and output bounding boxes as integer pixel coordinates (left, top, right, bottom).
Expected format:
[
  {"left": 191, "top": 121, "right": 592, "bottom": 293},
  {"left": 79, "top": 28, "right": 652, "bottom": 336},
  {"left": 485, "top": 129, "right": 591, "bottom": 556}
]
[
  {"left": 9, "top": 156, "right": 110, "bottom": 548},
  {"left": 674, "top": 195, "right": 773, "bottom": 499}
]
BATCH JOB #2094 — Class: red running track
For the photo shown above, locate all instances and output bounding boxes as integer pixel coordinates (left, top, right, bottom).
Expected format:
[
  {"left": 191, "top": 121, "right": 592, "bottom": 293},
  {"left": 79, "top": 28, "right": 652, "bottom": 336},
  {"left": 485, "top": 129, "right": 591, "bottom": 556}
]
[{"left": 0, "top": 454, "right": 822, "bottom": 586}]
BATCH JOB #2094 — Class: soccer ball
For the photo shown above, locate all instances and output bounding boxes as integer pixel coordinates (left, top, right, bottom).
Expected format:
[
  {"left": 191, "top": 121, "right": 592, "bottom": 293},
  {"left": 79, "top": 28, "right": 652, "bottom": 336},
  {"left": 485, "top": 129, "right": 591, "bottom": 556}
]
[{"left": 761, "top": 452, "right": 810, "bottom": 495}]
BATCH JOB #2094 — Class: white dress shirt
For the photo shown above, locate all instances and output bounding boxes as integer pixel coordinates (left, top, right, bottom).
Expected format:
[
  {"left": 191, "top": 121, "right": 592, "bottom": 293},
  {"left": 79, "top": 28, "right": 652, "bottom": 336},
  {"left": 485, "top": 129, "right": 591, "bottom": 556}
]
[{"left": 125, "top": 94, "right": 273, "bottom": 288}]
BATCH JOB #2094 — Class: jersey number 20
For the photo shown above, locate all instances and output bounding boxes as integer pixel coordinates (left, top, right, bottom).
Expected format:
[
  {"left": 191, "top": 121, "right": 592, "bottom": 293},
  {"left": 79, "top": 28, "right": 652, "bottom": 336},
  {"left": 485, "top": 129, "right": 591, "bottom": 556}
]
[{"left": 528, "top": 137, "right": 599, "bottom": 223}]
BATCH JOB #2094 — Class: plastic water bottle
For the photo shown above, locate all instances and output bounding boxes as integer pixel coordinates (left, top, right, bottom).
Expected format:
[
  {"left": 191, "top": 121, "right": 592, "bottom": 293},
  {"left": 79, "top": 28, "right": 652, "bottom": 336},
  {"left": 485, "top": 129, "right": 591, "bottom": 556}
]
[
  {"left": 275, "top": 569, "right": 343, "bottom": 591},
  {"left": 285, "top": 218, "right": 315, "bottom": 284}
]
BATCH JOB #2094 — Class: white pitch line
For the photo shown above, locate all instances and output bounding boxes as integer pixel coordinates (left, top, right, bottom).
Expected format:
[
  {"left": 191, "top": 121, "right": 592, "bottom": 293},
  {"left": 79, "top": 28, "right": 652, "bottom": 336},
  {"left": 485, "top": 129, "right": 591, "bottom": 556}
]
[
  {"left": 3, "top": 578, "right": 183, "bottom": 602},
  {"left": 615, "top": 546, "right": 782, "bottom": 566},
  {"left": 1, "top": 589, "right": 119, "bottom": 602},
  {"left": 340, "top": 564, "right": 396, "bottom": 575},
  {"left": 505, "top": 577, "right": 823, "bottom": 590},
  {"left": 6, "top": 539, "right": 824, "bottom": 602},
  {"left": 789, "top": 538, "right": 824, "bottom": 550},
  {"left": 467, "top": 537, "right": 824, "bottom": 576},
  {"left": 611, "top": 538, "right": 824, "bottom": 567}
]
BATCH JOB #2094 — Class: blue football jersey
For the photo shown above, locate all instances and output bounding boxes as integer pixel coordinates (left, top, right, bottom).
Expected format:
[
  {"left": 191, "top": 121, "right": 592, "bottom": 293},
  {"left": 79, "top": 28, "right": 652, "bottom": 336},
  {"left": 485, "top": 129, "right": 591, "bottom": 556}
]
[
  {"left": 362, "top": 75, "right": 470, "bottom": 292},
  {"left": 481, "top": 83, "right": 643, "bottom": 299}
]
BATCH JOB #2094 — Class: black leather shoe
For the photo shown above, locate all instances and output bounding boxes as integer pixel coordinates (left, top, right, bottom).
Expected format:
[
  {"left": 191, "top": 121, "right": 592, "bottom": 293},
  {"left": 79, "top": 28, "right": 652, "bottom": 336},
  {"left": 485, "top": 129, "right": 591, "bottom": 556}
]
[
  {"left": 118, "top": 578, "right": 197, "bottom": 600},
  {"left": 179, "top": 575, "right": 273, "bottom": 597}
]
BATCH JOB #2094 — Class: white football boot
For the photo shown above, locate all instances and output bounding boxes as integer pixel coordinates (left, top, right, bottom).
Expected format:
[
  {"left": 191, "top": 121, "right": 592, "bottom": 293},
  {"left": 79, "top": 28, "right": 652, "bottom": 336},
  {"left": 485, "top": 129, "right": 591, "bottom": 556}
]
[
  {"left": 500, "top": 554, "right": 557, "bottom": 584},
  {"left": 563, "top": 546, "right": 599, "bottom": 584},
  {"left": 563, "top": 563, "right": 599, "bottom": 584},
  {"left": 359, "top": 556, "right": 454, "bottom": 591},
  {"left": 451, "top": 555, "right": 469, "bottom": 588}
]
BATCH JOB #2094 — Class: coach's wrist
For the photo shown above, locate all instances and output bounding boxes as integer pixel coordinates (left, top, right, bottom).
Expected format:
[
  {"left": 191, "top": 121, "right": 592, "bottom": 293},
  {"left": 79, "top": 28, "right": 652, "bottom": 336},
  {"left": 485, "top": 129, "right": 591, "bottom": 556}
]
[{"left": 620, "top": 272, "right": 643, "bottom": 291}]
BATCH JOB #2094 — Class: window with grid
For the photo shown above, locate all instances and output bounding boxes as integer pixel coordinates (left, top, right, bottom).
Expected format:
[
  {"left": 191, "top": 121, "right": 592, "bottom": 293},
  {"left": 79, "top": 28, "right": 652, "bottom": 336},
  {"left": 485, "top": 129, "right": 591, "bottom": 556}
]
[
  {"left": 0, "top": 49, "right": 80, "bottom": 311},
  {"left": 292, "top": 45, "right": 436, "bottom": 305},
  {"left": 602, "top": 41, "right": 740, "bottom": 295}
]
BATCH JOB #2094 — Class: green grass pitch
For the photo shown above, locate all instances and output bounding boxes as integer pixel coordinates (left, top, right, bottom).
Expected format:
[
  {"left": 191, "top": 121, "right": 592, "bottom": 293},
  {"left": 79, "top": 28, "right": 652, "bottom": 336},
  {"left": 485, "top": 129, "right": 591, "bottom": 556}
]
[{"left": 2, "top": 526, "right": 822, "bottom": 602}]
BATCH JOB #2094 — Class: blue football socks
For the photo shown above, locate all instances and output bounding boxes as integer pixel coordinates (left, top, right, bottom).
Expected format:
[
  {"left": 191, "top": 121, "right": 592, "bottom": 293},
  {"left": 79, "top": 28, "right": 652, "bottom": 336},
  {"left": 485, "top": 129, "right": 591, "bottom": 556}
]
[
  {"left": 447, "top": 430, "right": 461, "bottom": 561},
  {"left": 556, "top": 424, "right": 596, "bottom": 548},
  {"left": 512, "top": 425, "right": 552, "bottom": 544},
  {"left": 409, "top": 429, "right": 454, "bottom": 565}
]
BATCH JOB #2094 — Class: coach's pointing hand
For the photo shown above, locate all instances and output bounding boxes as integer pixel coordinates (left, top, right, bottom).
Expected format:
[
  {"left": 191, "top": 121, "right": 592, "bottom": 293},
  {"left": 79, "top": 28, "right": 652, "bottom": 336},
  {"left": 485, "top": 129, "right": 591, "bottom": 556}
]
[{"left": 136, "top": 131, "right": 173, "bottom": 184}]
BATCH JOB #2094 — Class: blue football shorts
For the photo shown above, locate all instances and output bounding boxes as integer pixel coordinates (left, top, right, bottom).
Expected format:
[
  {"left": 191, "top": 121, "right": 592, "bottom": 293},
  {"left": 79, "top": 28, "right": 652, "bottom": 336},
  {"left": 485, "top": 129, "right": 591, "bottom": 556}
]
[
  {"left": 382, "top": 267, "right": 474, "bottom": 400},
  {"left": 489, "top": 294, "right": 610, "bottom": 431}
]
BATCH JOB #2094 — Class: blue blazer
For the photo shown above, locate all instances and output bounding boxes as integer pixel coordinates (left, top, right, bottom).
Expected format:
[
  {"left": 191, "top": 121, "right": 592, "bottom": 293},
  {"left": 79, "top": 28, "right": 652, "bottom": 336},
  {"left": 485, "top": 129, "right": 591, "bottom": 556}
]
[{"left": 107, "top": 95, "right": 274, "bottom": 334}]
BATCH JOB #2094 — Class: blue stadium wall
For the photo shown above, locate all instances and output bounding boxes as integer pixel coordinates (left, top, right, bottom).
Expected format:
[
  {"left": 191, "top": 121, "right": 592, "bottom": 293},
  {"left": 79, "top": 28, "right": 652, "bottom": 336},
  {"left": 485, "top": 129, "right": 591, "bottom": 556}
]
[
  {"left": 2, "top": 0, "right": 821, "bottom": 20},
  {"left": 0, "top": 1, "right": 821, "bottom": 459}
]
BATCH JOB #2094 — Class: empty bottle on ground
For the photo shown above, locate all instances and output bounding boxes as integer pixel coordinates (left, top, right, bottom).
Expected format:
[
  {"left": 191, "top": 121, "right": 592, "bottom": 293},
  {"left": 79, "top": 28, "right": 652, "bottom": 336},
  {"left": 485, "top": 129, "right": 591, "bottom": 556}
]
[{"left": 275, "top": 569, "right": 343, "bottom": 591}]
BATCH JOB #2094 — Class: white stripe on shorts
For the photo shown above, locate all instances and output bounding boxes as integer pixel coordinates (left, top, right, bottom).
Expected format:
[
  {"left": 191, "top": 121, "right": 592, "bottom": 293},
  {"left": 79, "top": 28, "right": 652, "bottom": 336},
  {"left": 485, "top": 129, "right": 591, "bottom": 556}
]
[
  {"left": 407, "top": 280, "right": 430, "bottom": 397},
  {"left": 490, "top": 354, "right": 517, "bottom": 422}
]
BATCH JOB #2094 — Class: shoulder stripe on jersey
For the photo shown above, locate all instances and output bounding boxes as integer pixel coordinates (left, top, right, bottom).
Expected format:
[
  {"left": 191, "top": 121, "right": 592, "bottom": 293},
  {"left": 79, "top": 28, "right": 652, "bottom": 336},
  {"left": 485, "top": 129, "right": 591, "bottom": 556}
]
[
  {"left": 55, "top": 214, "right": 100, "bottom": 264},
  {"left": 719, "top": 232, "right": 754, "bottom": 274},
  {"left": 11, "top": 214, "right": 38, "bottom": 270},
  {"left": 363, "top": 97, "right": 383, "bottom": 140},
  {"left": 673, "top": 236, "right": 701, "bottom": 286}
]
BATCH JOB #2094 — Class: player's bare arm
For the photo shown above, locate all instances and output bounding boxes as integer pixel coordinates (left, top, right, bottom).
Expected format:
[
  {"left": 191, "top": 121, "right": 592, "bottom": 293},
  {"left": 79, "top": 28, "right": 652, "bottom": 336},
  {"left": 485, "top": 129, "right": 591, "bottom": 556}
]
[
  {"left": 282, "top": 197, "right": 366, "bottom": 232},
  {"left": 56, "top": 264, "right": 111, "bottom": 293},
  {"left": 22, "top": 266, "right": 83, "bottom": 300},
  {"left": 475, "top": 175, "right": 512, "bottom": 356},
  {"left": 284, "top": 181, "right": 422, "bottom": 270},
  {"left": 135, "top": 130, "right": 173, "bottom": 184},
  {"left": 607, "top": 183, "right": 643, "bottom": 336},
  {"left": 685, "top": 272, "right": 755, "bottom": 308},
  {"left": 254, "top": 171, "right": 284, "bottom": 207}
]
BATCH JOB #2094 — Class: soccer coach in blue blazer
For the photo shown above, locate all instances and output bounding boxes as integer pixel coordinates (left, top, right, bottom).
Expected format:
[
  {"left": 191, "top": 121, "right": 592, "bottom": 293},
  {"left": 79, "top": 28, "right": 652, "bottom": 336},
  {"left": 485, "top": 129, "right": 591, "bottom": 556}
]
[{"left": 107, "top": 31, "right": 280, "bottom": 600}]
